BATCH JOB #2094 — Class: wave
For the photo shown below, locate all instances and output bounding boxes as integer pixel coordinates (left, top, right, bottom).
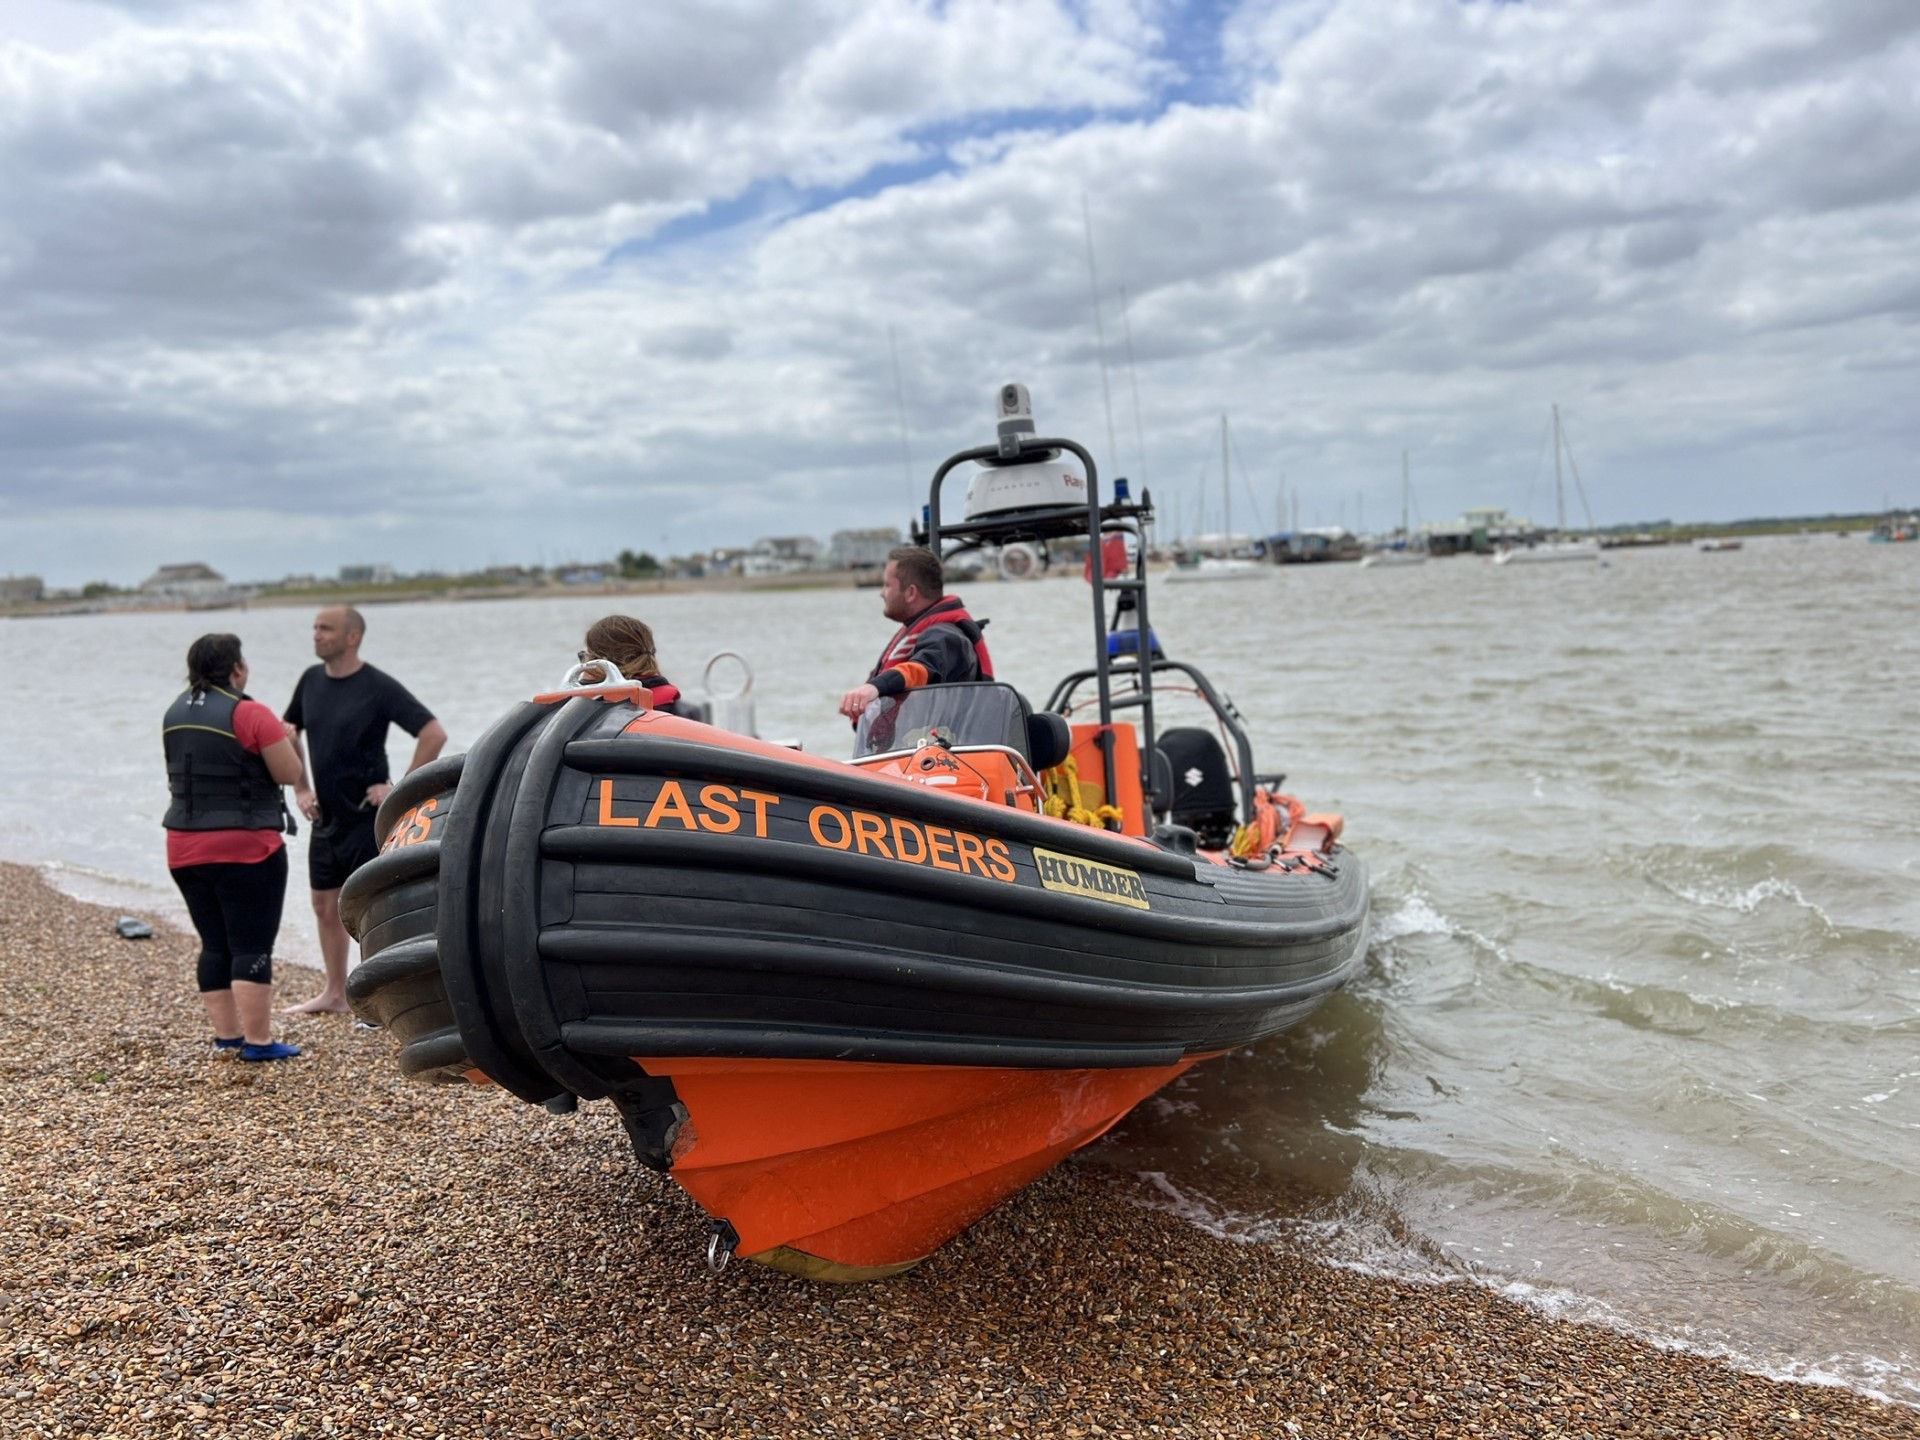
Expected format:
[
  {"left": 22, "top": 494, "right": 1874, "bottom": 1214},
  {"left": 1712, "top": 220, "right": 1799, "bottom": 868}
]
[{"left": 1131, "top": 1170, "right": 1920, "bottom": 1409}]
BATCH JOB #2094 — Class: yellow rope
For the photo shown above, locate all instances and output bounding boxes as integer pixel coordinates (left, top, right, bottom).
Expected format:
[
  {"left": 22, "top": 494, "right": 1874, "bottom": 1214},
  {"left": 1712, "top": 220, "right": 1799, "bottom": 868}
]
[{"left": 1041, "top": 752, "right": 1125, "bottom": 829}]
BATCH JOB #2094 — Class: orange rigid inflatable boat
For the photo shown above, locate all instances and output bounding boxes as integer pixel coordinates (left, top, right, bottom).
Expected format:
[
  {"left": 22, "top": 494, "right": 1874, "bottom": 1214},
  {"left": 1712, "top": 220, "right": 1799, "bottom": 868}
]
[{"left": 342, "top": 385, "right": 1370, "bottom": 1281}]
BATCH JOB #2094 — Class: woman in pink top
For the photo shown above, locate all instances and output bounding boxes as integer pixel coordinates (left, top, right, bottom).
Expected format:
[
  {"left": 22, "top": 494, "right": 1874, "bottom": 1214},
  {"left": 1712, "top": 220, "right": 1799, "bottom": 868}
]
[{"left": 161, "top": 634, "right": 305, "bottom": 1061}]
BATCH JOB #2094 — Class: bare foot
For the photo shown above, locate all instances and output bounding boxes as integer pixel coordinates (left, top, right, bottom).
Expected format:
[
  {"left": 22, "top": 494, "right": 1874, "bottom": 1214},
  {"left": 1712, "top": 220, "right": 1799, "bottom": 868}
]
[{"left": 281, "top": 995, "right": 352, "bottom": 1015}]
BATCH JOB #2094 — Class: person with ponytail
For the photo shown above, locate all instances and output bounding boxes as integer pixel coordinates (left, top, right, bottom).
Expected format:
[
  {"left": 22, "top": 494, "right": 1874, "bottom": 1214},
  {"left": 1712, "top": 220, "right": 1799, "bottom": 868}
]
[
  {"left": 161, "top": 633, "right": 304, "bottom": 1061},
  {"left": 579, "top": 615, "right": 687, "bottom": 714}
]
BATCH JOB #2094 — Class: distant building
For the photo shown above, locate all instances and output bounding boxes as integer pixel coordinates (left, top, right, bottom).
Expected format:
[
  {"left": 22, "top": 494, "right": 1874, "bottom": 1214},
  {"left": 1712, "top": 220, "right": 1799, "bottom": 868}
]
[
  {"left": 1422, "top": 506, "right": 1539, "bottom": 557},
  {"left": 140, "top": 563, "right": 229, "bottom": 600},
  {"left": 742, "top": 536, "right": 821, "bottom": 578},
  {"left": 1271, "top": 528, "right": 1363, "bottom": 564},
  {"left": 826, "top": 528, "right": 902, "bottom": 570},
  {"left": 1181, "top": 531, "right": 1263, "bottom": 559},
  {"left": 704, "top": 546, "right": 751, "bottom": 578},
  {"left": 338, "top": 564, "right": 397, "bottom": 586},
  {"left": 0, "top": 575, "right": 44, "bottom": 603}
]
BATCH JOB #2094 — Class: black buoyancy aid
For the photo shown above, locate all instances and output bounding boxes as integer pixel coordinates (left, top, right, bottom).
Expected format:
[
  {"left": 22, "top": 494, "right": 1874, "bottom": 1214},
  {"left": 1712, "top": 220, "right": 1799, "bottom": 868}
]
[
  {"left": 162, "top": 687, "right": 288, "bottom": 833},
  {"left": 867, "top": 596, "right": 995, "bottom": 682}
]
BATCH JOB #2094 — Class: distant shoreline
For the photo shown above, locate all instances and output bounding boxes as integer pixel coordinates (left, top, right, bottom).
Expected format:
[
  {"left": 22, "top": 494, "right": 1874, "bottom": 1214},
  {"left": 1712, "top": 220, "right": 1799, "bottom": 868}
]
[
  {"left": 6, "top": 516, "right": 1899, "bottom": 620},
  {"left": 0, "top": 568, "right": 877, "bottom": 621}
]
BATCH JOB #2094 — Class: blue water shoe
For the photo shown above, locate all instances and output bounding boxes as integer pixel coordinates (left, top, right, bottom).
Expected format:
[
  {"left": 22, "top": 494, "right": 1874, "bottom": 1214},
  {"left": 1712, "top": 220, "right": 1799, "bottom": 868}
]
[{"left": 238, "top": 1041, "right": 302, "bottom": 1063}]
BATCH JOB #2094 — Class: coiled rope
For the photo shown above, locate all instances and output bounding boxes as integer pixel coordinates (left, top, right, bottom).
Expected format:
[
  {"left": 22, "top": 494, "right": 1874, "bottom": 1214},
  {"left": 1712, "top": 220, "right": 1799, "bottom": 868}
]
[{"left": 1040, "top": 753, "right": 1125, "bottom": 830}]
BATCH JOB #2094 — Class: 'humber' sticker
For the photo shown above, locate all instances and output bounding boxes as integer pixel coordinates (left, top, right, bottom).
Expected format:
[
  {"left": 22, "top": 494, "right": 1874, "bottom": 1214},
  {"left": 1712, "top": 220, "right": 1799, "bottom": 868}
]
[{"left": 1032, "top": 847, "right": 1151, "bottom": 910}]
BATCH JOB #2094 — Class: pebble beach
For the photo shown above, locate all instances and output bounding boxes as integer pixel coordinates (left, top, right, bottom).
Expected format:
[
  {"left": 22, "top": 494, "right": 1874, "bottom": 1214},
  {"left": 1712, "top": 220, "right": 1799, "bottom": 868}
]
[{"left": 3, "top": 862, "right": 1913, "bottom": 1440}]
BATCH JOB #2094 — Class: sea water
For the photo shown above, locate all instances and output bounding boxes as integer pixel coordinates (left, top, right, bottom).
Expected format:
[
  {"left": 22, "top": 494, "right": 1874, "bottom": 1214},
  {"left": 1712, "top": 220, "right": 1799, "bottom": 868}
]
[{"left": 2, "top": 535, "right": 1915, "bottom": 1403}]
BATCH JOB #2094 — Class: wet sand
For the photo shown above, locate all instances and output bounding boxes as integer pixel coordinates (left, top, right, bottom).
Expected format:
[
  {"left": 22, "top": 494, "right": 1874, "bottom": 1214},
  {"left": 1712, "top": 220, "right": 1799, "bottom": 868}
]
[{"left": 2, "top": 861, "right": 1912, "bottom": 1438}]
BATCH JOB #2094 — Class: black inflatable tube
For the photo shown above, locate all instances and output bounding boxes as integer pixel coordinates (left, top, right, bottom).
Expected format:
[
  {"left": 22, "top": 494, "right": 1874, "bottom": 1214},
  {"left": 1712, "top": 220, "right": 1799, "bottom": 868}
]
[
  {"left": 543, "top": 826, "right": 1365, "bottom": 948},
  {"left": 504, "top": 698, "right": 643, "bottom": 1102},
  {"left": 345, "top": 698, "right": 1369, "bottom": 1102},
  {"left": 398, "top": 1028, "right": 478, "bottom": 1080},
  {"left": 344, "top": 932, "right": 442, "bottom": 1002},
  {"left": 371, "top": 752, "right": 466, "bottom": 848},
  {"left": 339, "top": 839, "right": 444, "bottom": 936},
  {"left": 560, "top": 1018, "right": 1189, "bottom": 1070},
  {"left": 563, "top": 736, "right": 1208, "bottom": 883},
  {"left": 433, "top": 702, "right": 568, "bottom": 1103},
  {"left": 540, "top": 926, "right": 1360, "bottom": 1014}
]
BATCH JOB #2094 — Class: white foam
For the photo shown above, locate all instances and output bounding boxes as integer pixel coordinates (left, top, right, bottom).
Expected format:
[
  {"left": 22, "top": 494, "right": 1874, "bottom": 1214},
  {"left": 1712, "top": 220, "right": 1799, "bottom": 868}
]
[
  {"left": 1134, "top": 1171, "right": 1311, "bottom": 1248},
  {"left": 36, "top": 858, "right": 180, "bottom": 918},
  {"left": 1130, "top": 1172, "right": 1458, "bottom": 1284},
  {"left": 1371, "top": 893, "right": 1453, "bottom": 944},
  {"left": 1494, "top": 1279, "right": 1919, "bottom": 1408},
  {"left": 1667, "top": 874, "right": 1837, "bottom": 929},
  {"left": 29, "top": 859, "right": 322, "bottom": 971},
  {"left": 1131, "top": 1173, "right": 1920, "bottom": 1411}
]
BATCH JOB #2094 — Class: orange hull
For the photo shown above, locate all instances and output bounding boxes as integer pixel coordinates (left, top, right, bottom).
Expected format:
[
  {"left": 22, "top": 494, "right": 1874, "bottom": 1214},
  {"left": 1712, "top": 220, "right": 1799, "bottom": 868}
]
[{"left": 636, "top": 1055, "right": 1204, "bottom": 1278}]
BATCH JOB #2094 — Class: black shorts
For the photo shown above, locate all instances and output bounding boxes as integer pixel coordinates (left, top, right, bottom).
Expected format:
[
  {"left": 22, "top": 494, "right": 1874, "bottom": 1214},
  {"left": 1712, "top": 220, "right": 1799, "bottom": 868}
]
[{"left": 308, "top": 811, "right": 380, "bottom": 891}]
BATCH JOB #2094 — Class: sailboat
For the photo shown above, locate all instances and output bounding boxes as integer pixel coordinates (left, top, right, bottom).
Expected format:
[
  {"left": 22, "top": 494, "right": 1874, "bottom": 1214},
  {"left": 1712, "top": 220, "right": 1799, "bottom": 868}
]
[
  {"left": 1168, "top": 416, "right": 1268, "bottom": 583},
  {"left": 1360, "top": 451, "right": 1427, "bottom": 568},
  {"left": 1494, "top": 406, "right": 1600, "bottom": 565}
]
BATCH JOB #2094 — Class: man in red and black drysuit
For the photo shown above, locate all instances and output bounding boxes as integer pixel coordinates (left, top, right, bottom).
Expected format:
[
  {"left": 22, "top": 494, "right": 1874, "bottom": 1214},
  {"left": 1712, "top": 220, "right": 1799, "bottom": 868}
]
[{"left": 837, "top": 545, "right": 993, "bottom": 723}]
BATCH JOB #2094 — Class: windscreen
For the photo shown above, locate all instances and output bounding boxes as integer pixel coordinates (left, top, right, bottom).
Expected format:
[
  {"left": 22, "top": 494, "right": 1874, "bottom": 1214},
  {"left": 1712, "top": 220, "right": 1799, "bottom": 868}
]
[{"left": 853, "top": 683, "right": 1028, "bottom": 758}]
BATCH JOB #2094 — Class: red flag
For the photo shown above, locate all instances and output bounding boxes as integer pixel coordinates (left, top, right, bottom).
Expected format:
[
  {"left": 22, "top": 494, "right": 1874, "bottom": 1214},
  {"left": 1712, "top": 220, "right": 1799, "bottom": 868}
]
[{"left": 1084, "top": 533, "right": 1128, "bottom": 582}]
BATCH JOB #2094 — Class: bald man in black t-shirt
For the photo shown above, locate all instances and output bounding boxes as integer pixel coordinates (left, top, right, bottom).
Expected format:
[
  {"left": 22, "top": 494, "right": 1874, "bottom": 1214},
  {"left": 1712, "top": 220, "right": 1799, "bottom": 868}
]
[{"left": 282, "top": 605, "right": 446, "bottom": 1014}]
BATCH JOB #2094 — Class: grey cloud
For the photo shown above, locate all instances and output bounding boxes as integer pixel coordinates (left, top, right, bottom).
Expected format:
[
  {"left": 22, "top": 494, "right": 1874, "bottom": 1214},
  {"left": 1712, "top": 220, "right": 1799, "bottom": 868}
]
[
  {"left": 0, "top": 33, "right": 443, "bottom": 343},
  {"left": 3, "top": 0, "right": 1919, "bottom": 589},
  {"left": 1619, "top": 220, "right": 1707, "bottom": 270},
  {"left": 548, "top": 3, "right": 836, "bottom": 128},
  {"left": 1693, "top": 0, "right": 1920, "bottom": 92},
  {"left": 645, "top": 323, "right": 736, "bottom": 362}
]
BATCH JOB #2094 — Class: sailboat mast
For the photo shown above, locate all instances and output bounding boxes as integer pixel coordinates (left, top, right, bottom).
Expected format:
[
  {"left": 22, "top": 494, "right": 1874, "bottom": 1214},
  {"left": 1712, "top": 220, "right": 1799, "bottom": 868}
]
[
  {"left": 1082, "top": 197, "right": 1119, "bottom": 470},
  {"left": 1221, "top": 415, "right": 1231, "bottom": 546},
  {"left": 1119, "top": 285, "right": 1149, "bottom": 491},
  {"left": 888, "top": 324, "right": 914, "bottom": 513},
  {"left": 1401, "top": 449, "right": 1410, "bottom": 536},
  {"left": 1552, "top": 404, "right": 1566, "bottom": 533}
]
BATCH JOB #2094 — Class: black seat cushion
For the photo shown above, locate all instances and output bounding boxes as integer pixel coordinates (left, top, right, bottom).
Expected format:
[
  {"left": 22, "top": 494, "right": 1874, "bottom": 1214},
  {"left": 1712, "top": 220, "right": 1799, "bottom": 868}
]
[{"left": 1026, "top": 711, "right": 1073, "bottom": 771}]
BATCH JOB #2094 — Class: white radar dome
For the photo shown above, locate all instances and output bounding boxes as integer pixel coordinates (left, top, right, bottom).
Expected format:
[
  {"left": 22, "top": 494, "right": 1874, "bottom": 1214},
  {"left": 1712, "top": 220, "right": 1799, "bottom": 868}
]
[{"left": 964, "top": 459, "right": 1086, "bottom": 520}]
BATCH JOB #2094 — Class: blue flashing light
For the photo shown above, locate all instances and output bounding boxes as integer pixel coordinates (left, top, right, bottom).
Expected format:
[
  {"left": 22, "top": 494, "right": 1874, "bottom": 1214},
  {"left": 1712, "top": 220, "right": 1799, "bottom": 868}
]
[
  {"left": 1107, "top": 628, "right": 1163, "bottom": 658},
  {"left": 1114, "top": 476, "right": 1131, "bottom": 501}
]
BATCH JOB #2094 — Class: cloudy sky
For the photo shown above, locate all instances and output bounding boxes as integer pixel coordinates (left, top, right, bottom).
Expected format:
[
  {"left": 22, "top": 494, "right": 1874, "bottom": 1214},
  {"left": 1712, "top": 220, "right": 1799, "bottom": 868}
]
[{"left": 3, "top": 0, "right": 1916, "bottom": 587}]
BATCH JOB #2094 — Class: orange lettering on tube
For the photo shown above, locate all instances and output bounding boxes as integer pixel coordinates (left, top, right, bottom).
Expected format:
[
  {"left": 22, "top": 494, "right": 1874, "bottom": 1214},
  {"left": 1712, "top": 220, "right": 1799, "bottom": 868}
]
[
  {"left": 851, "top": 810, "right": 894, "bottom": 859},
  {"left": 643, "top": 781, "right": 698, "bottom": 830},
  {"left": 952, "top": 830, "right": 986, "bottom": 876},
  {"left": 890, "top": 817, "right": 928, "bottom": 863},
  {"left": 698, "top": 785, "right": 741, "bottom": 833},
  {"left": 737, "top": 789, "right": 780, "bottom": 837},
  {"left": 925, "top": 825, "right": 961, "bottom": 872},
  {"left": 809, "top": 804, "right": 853, "bottom": 850},
  {"left": 598, "top": 780, "right": 641, "bottom": 828},
  {"left": 382, "top": 798, "right": 441, "bottom": 851},
  {"left": 984, "top": 838, "right": 1016, "bottom": 882}
]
